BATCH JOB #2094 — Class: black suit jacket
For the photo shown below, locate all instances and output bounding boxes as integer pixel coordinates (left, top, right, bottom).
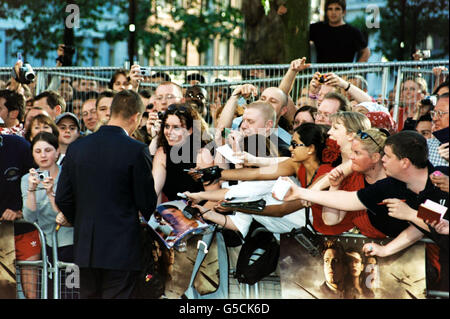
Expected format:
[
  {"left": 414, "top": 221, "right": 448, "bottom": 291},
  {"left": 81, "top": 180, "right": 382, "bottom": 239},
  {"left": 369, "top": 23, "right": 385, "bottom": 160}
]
[{"left": 55, "top": 125, "right": 157, "bottom": 271}]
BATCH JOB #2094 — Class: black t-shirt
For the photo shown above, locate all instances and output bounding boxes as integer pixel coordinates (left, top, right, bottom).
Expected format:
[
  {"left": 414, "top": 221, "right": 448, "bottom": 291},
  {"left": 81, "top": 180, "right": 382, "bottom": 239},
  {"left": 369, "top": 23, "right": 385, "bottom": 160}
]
[
  {"left": 310, "top": 22, "right": 367, "bottom": 63},
  {"left": 357, "top": 164, "right": 449, "bottom": 240}
]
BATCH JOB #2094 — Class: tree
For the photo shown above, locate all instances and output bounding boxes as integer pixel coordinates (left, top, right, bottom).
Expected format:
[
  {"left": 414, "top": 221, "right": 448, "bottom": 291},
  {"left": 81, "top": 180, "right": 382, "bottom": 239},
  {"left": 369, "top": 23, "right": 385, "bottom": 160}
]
[
  {"left": 375, "top": 0, "right": 449, "bottom": 61},
  {"left": 0, "top": 0, "right": 123, "bottom": 65},
  {"left": 241, "top": 0, "right": 311, "bottom": 64}
]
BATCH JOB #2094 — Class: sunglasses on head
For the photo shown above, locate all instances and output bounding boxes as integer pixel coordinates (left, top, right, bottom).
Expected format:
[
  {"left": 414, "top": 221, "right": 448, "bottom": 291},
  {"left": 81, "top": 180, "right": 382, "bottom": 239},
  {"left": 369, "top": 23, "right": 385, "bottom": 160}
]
[
  {"left": 356, "top": 130, "right": 381, "bottom": 148},
  {"left": 167, "top": 104, "right": 188, "bottom": 113}
]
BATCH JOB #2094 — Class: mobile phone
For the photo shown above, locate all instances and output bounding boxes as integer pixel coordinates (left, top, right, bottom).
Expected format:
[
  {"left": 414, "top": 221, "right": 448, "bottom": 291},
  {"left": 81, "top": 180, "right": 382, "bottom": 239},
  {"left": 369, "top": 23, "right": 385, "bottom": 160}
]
[
  {"left": 177, "top": 192, "right": 188, "bottom": 199},
  {"left": 222, "top": 128, "right": 231, "bottom": 139}
]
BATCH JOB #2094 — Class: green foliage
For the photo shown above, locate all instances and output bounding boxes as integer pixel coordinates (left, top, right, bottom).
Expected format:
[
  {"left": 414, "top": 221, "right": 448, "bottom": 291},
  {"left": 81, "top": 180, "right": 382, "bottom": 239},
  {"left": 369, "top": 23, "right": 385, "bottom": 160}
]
[
  {"left": 132, "top": 0, "right": 244, "bottom": 65},
  {"left": 375, "top": 0, "right": 449, "bottom": 61},
  {"left": 1, "top": 0, "right": 243, "bottom": 65},
  {"left": 1, "top": 0, "right": 122, "bottom": 64}
]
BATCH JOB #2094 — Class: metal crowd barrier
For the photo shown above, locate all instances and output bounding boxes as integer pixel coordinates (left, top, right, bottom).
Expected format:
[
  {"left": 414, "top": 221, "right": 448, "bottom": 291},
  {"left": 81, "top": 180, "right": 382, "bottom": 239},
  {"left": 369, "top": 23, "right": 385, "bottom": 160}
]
[
  {"left": 50, "top": 230, "right": 80, "bottom": 299},
  {"left": 14, "top": 220, "right": 48, "bottom": 299},
  {"left": 0, "top": 60, "right": 448, "bottom": 125}
]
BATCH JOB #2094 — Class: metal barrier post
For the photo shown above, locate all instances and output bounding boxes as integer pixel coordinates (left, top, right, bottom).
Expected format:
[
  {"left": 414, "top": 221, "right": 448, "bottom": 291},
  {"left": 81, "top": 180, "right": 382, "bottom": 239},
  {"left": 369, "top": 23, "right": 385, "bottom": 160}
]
[
  {"left": 14, "top": 220, "right": 48, "bottom": 299},
  {"left": 392, "top": 66, "right": 403, "bottom": 124}
]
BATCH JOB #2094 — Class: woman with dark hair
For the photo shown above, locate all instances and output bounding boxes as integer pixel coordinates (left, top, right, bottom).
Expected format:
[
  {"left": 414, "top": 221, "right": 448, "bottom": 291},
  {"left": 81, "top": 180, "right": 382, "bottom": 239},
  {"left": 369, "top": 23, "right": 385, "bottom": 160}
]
[
  {"left": 293, "top": 105, "right": 317, "bottom": 130},
  {"left": 21, "top": 132, "right": 74, "bottom": 298},
  {"left": 109, "top": 69, "right": 130, "bottom": 92},
  {"left": 152, "top": 103, "right": 219, "bottom": 203},
  {"left": 24, "top": 113, "right": 59, "bottom": 142}
]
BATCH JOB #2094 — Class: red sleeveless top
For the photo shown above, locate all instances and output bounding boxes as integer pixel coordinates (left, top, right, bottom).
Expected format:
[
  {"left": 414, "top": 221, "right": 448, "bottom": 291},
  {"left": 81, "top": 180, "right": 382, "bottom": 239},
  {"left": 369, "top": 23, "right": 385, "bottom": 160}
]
[{"left": 298, "top": 165, "right": 386, "bottom": 238}]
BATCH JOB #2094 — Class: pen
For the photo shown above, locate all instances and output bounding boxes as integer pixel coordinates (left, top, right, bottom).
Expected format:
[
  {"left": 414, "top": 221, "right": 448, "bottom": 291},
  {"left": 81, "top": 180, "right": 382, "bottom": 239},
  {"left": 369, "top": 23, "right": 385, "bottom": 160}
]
[{"left": 377, "top": 199, "right": 406, "bottom": 205}]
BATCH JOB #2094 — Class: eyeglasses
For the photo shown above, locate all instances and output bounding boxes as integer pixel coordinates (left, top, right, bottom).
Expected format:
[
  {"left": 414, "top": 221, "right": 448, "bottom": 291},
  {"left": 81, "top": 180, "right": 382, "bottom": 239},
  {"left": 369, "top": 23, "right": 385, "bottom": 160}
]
[
  {"left": 315, "top": 111, "right": 330, "bottom": 119},
  {"left": 356, "top": 130, "right": 381, "bottom": 148},
  {"left": 155, "top": 94, "right": 177, "bottom": 101},
  {"left": 430, "top": 110, "right": 449, "bottom": 119},
  {"left": 290, "top": 141, "right": 306, "bottom": 148}
]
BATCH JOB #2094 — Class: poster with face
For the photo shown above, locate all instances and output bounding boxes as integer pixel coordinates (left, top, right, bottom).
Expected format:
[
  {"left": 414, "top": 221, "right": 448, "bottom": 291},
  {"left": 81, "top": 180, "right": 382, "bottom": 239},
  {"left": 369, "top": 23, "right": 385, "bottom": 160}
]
[
  {"left": 279, "top": 234, "right": 426, "bottom": 299},
  {"left": 0, "top": 222, "right": 16, "bottom": 299},
  {"left": 148, "top": 200, "right": 211, "bottom": 249}
]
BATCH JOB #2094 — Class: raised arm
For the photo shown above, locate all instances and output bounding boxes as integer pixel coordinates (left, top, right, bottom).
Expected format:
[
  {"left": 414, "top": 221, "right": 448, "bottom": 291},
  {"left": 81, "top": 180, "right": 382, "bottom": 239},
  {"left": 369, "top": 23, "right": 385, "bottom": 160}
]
[
  {"left": 217, "top": 84, "right": 258, "bottom": 130},
  {"left": 325, "top": 73, "right": 372, "bottom": 103}
]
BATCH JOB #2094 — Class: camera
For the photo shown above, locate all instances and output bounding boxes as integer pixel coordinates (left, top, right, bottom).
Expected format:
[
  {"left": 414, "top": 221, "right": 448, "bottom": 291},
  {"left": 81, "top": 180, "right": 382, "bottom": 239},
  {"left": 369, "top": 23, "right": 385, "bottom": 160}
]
[
  {"left": 420, "top": 95, "right": 437, "bottom": 107},
  {"left": 182, "top": 205, "right": 201, "bottom": 219},
  {"left": 318, "top": 74, "right": 327, "bottom": 84},
  {"left": 36, "top": 170, "right": 49, "bottom": 181},
  {"left": 140, "top": 67, "right": 152, "bottom": 77},
  {"left": 13, "top": 63, "right": 35, "bottom": 84},
  {"left": 415, "top": 49, "right": 431, "bottom": 60}
]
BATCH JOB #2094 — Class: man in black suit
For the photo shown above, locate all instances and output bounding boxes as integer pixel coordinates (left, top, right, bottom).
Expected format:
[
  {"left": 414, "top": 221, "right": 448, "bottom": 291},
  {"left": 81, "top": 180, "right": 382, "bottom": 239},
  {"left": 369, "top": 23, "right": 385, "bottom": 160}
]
[{"left": 55, "top": 90, "right": 157, "bottom": 298}]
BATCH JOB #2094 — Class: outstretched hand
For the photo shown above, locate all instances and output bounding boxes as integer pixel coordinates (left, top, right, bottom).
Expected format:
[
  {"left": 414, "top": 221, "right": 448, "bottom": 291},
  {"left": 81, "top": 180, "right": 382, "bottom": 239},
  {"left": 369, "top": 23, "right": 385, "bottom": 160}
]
[{"left": 272, "top": 177, "right": 303, "bottom": 202}]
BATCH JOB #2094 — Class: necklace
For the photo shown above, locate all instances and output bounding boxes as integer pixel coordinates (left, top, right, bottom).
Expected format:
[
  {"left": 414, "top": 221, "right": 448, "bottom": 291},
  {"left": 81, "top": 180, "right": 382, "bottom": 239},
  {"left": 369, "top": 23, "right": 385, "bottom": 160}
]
[{"left": 305, "top": 167, "right": 319, "bottom": 188}]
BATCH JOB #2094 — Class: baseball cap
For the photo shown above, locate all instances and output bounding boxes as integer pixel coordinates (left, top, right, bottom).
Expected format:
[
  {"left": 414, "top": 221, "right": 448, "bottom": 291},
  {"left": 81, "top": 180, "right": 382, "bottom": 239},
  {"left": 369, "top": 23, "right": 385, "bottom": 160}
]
[{"left": 55, "top": 112, "right": 81, "bottom": 131}]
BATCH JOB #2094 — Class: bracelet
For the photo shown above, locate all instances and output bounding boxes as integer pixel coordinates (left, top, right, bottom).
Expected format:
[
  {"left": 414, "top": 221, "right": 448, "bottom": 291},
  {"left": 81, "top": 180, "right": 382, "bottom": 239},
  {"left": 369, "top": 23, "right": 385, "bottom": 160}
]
[
  {"left": 200, "top": 209, "right": 210, "bottom": 217},
  {"left": 28, "top": 188, "right": 36, "bottom": 192},
  {"left": 345, "top": 82, "right": 351, "bottom": 91},
  {"left": 222, "top": 214, "right": 227, "bottom": 228}
]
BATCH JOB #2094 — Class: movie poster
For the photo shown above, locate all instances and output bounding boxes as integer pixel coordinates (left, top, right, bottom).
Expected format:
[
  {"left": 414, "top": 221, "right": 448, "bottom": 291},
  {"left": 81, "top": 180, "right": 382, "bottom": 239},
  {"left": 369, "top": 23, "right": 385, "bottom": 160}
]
[
  {"left": 163, "top": 233, "right": 220, "bottom": 299},
  {"left": 0, "top": 222, "right": 16, "bottom": 299},
  {"left": 148, "top": 200, "right": 211, "bottom": 249},
  {"left": 279, "top": 234, "right": 426, "bottom": 299}
]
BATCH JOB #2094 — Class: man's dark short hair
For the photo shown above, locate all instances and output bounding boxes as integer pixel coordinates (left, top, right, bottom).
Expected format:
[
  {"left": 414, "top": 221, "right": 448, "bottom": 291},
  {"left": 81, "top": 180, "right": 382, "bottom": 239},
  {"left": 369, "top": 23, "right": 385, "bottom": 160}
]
[
  {"left": 152, "top": 72, "right": 171, "bottom": 82},
  {"left": 323, "top": 92, "right": 350, "bottom": 112},
  {"left": 0, "top": 89, "right": 25, "bottom": 121},
  {"left": 139, "top": 89, "right": 152, "bottom": 99},
  {"left": 186, "top": 73, "right": 205, "bottom": 84},
  {"left": 321, "top": 239, "right": 346, "bottom": 259},
  {"left": 110, "top": 90, "right": 144, "bottom": 120},
  {"left": 96, "top": 89, "right": 116, "bottom": 109},
  {"left": 416, "top": 113, "right": 432, "bottom": 126},
  {"left": 34, "top": 90, "right": 67, "bottom": 112},
  {"left": 385, "top": 131, "right": 428, "bottom": 169},
  {"left": 325, "top": 0, "right": 346, "bottom": 11}
]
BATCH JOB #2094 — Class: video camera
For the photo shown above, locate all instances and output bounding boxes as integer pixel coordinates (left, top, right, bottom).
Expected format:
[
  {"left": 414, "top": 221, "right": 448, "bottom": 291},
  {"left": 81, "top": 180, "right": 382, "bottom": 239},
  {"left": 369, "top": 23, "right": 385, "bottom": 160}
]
[
  {"left": 289, "top": 226, "right": 323, "bottom": 257},
  {"left": 13, "top": 53, "right": 35, "bottom": 84}
]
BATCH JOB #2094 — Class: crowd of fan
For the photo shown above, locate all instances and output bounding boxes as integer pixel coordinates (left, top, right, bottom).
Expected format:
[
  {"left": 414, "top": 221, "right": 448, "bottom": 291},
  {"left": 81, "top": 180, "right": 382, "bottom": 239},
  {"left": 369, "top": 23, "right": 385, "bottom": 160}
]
[{"left": 1, "top": 54, "right": 448, "bottom": 299}]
